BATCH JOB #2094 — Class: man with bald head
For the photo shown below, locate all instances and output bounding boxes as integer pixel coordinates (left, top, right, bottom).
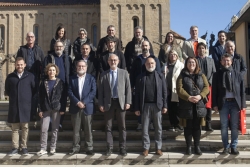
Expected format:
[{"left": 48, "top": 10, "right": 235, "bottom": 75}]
[
  {"left": 134, "top": 57, "right": 167, "bottom": 156},
  {"left": 17, "top": 32, "right": 45, "bottom": 120},
  {"left": 130, "top": 40, "right": 161, "bottom": 131},
  {"left": 98, "top": 54, "right": 131, "bottom": 156},
  {"left": 225, "top": 40, "right": 247, "bottom": 77}
]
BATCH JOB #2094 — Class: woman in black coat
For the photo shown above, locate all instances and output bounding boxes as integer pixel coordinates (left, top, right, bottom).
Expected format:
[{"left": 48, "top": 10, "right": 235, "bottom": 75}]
[
  {"left": 37, "top": 64, "right": 65, "bottom": 156},
  {"left": 50, "top": 26, "right": 71, "bottom": 56},
  {"left": 176, "top": 57, "right": 209, "bottom": 155}
]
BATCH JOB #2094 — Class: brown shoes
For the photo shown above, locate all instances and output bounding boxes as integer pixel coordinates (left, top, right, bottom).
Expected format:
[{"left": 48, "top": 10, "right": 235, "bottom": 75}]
[
  {"left": 142, "top": 149, "right": 149, "bottom": 156},
  {"left": 156, "top": 149, "right": 163, "bottom": 156}
]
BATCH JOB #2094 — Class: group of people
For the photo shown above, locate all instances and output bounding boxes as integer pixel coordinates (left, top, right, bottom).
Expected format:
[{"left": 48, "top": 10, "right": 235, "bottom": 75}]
[{"left": 5, "top": 24, "right": 246, "bottom": 157}]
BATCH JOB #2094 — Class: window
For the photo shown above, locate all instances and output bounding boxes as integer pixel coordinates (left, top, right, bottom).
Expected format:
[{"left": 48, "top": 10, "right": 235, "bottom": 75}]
[
  {"left": 92, "top": 25, "right": 97, "bottom": 47},
  {"left": 0, "top": 25, "right": 4, "bottom": 52},
  {"left": 33, "top": 25, "right": 39, "bottom": 45},
  {"left": 133, "top": 17, "right": 139, "bottom": 28}
]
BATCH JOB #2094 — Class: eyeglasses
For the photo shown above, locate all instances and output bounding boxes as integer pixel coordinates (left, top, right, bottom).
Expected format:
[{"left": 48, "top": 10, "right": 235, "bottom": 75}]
[
  {"left": 27, "top": 36, "right": 34, "bottom": 38},
  {"left": 55, "top": 46, "right": 64, "bottom": 48}
]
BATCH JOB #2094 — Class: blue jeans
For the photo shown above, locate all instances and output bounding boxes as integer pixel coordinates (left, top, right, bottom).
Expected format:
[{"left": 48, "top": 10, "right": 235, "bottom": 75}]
[{"left": 219, "top": 100, "right": 239, "bottom": 149}]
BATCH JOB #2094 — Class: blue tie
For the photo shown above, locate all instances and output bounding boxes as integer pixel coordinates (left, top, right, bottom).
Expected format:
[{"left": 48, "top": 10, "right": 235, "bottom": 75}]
[{"left": 111, "top": 71, "right": 117, "bottom": 97}]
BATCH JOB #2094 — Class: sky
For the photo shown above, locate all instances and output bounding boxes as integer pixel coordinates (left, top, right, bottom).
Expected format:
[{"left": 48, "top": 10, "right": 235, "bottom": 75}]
[{"left": 170, "top": 0, "right": 249, "bottom": 43}]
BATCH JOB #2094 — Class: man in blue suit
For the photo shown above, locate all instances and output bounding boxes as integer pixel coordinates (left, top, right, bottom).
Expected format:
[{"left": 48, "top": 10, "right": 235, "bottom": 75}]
[{"left": 68, "top": 60, "right": 96, "bottom": 155}]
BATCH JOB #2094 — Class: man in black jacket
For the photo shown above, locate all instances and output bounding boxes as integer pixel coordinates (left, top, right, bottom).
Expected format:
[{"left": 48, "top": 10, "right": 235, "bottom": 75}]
[
  {"left": 97, "top": 25, "right": 122, "bottom": 57},
  {"left": 5, "top": 57, "right": 36, "bottom": 156},
  {"left": 134, "top": 57, "right": 167, "bottom": 156},
  {"left": 16, "top": 32, "right": 45, "bottom": 121},
  {"left": 212, "top": 53, "right": 246, "bottom": 155},
  {"left": 225, "top": 40, "right": 247, "bottom": 77},
  {"left": 124, "top": 26, "right": 154, "bottom": 73},
  {"left": 44, "top": 41, "right": 72, "bottom": 131},
  {"left": 99, "top": 36, "right": 126, "bottom": 74},
  {"left": 73, "top": 43, "right": 98, "bottom": 79}
]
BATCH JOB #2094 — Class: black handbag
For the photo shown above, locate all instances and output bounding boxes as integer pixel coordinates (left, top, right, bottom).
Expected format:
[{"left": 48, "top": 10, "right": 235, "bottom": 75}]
[{"left": 191, "top": 79, "right": 208, "bottom": 104}]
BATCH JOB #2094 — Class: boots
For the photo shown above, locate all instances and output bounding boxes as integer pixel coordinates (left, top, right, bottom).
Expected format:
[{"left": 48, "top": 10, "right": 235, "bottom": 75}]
[
  {"left": 194, "top": 146, "right": 202, "bottom": 155},
  {"left": 193, "top": 129, "right": 202, "bottom": 155},
  {"left": 184, "top": 128, "right": 192, "bottom": 155},
  {"left": 206, "top": 109, "right": 213, "bottom": 131}
]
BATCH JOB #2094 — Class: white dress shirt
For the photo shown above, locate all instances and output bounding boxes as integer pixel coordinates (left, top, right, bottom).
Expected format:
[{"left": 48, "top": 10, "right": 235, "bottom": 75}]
[{"left": 78, "top": 74, "right": 86, "bottom": 100}]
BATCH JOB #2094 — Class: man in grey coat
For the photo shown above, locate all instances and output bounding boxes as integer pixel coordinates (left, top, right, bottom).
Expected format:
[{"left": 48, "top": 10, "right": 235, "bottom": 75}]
[{"left": 98, "top": 54, "right": 131, "bottom": 156}]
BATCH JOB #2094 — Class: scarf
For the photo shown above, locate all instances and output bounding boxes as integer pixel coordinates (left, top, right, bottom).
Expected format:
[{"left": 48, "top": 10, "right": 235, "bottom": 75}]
[
  {"left": 221, "top": 66, "right": 233, "bottom": 92},
  {"left": 80, "top": 38, "right": 87, "bottom": 46}
]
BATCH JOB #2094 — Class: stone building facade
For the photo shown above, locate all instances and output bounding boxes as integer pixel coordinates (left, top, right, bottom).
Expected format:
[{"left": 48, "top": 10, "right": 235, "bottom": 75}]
[{"left": 0, "top": 0, "right": 170, "bottom": 78}]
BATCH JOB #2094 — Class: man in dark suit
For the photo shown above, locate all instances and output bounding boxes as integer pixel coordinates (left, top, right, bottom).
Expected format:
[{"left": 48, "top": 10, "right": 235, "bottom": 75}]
[
  {"left": 212, "top": 30, "right": 227, "bottom": 71},
  {"left": 212, "top": 53, "right": 246, "bottom": 155},
  {"left": 98, "top": 54, "right": 131, "bottom": 156},
  {"left": 99, "top": 36, "right": 126, "bottom": 74},
  {"left": 225, "top": 40, "right": 247, "bottom": 77},
  {"left": 68, "top": 60, "right": 96, "bottom": 155},
  {"left": 134, "top": 57, "right": 168, "bottom": 156},
  {"left": 73, "top": 43, "right": 98, "bottom": 79}
]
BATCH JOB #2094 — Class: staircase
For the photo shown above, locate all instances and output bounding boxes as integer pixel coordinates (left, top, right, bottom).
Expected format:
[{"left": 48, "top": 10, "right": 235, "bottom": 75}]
[{"left": 0, "top": 101, "right": 249, "bottom": 165}]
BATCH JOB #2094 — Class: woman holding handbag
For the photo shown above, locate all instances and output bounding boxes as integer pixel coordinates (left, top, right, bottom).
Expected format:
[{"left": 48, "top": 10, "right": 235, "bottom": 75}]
[{"left": 176, "top": 57, "right": 209, "bottom": 155}]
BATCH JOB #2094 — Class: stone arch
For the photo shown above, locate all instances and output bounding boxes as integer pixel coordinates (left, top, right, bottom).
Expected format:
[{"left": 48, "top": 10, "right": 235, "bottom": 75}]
[
  {"left": 28, "top": 13, "right": 33, "bottom": 18},
  {"left": 150, "top": 4, "right": 156, "bottom": 9},
  {"left": 110, "top": 4, "right": 116, "bottom": 10},
  {"left": 14, "top": 14, "right": 19, "bottom": 19},
  {"left": 0, "top": 14, "right": 5, "bottom": 19},
  {"left": 126, "top": 4, "right": 132, "bottom": 10},
  {"left": 133, "top": 4, "right": 139, "bottom": 10}
]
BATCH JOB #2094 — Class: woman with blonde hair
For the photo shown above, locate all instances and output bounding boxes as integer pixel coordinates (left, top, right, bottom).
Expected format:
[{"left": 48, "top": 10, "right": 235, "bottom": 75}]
[{"left": 162, "top": 49, "right": 184, "bottom": 131}]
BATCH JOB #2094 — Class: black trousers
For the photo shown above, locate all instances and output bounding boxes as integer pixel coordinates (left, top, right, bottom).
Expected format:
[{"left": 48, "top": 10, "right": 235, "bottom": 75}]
[
  {"left": 167, "top": 93, "right": 179, "bottom": 126},
  {"left": 206, "top": 108, "right": 212, "bottom": 125},
  {"left": 104, "top": 99, "right": 126, "bottom": 149},
  {"left": 184, "top": 105, "right": 201, "bottom": 147}
]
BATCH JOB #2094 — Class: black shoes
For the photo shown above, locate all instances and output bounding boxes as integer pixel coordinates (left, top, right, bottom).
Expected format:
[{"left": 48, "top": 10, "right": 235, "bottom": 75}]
[
  {"left": 175, "top": 124, "right": 183, "bottom": 131},
  {"left": 194, "top": 146, "right": 202, "bottom": 155},
  {"left": 222, "top": 148, "right": 230, "bottom": 155},
  {"left": 186, "top": 146, "right": 192, "bottom": 155},
  {"left": 86, "top": 150, "right": 95, "bottom": 155},
  {"left": 22, "top": 148, "right": 29, "bottom": 155},
  {"left": 205, "top": 124, "right": 214, "bottom": 131},
  {"left": 231, "top": 148, "right": 239, "bottom": 155},
  {"left": 105, "top": 148, "right": 113, "bottom": 156},
  {"left": 120, "top": 148, "right": 127, "bottom": 156}
]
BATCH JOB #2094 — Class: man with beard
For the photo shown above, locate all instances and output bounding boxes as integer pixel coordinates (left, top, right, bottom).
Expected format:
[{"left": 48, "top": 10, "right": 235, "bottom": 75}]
[
  {"left": 98, "top": 54, "right": 131, "bottom": 156},
  {"left": 130, "top": 40, "right": 161, "bottom": 131},
  {"left": 44, "top": 41, "right": 72, "bottom": 131},
  {"left": 124, "top": 26, "right": 154, "bottom": 73},
  {"left": 68, "top": 60, "right": 96, "bottom": 155},
  {"left": 134, "top": 57, "right": 167, "bottom": 156},
  {"left": 212, "top": 53, "right": 246, "bottom": 155},
  {"left": 5, "top": 57, "right": 36, "bottom": 156}
]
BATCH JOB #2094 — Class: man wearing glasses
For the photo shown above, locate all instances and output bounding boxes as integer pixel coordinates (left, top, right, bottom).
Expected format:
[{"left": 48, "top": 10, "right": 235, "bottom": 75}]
[{"left": 16, "top": 32, "right": 45, "bottom": 121}]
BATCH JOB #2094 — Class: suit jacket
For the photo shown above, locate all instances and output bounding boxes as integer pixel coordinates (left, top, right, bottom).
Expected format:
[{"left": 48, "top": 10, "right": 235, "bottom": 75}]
[
  {"left": 134, "top": 71, "right": 168, "bottom": 112},
  {"left": 73, "top": 54, "right": 98, "bottom": 79},
  {"left": 212, "top": 69, "right": 246, "bottom": 110},
  {"left": 232, "top": 53, "right": 247, "bottom": 78},
  {"left": 68, "top": 74, "right": 96, "bottom": 115},
  {"left": 212, "top": 41, "right": 226, "bottom": 71},
  {"left": 98, "top": 68, "right": 132, "bottom": 111},
  {"left": 182, "top": 37, "right": 207, "bottom": 59},
  {"left": 197, "top": 56, "right": 216, "bottom": 85},
  {"left": 99, "top": 50, "right": 126, "bottom": 74}
]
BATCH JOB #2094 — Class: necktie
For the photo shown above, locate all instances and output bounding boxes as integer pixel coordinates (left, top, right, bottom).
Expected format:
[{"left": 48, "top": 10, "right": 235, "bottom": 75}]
[{"left": 111, "top": 71, "right": 117, "bottom": 97}]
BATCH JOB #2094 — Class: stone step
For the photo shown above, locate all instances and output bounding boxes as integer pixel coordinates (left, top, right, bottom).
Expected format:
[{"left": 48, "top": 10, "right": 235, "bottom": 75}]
[
  {"left": 1, "top": 115, "right": 250, "bottom": 130},
  {"left": 0, "top": 152, "right": 250, "bottom": 165},
  {"left": 0, "top": 129, "right": 249, "bottom": 141},
  {"left": 0, "top": 139, "right": 250, "bottom": 152}
]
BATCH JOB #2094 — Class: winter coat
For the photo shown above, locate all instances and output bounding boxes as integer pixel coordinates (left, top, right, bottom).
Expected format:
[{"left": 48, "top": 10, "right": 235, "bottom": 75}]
[
  {"left": 176, "top": 70, "right": 209, "bottom": 119},
  {"left": 5, "top": 71, "right": 36, "bottom": 123}
]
